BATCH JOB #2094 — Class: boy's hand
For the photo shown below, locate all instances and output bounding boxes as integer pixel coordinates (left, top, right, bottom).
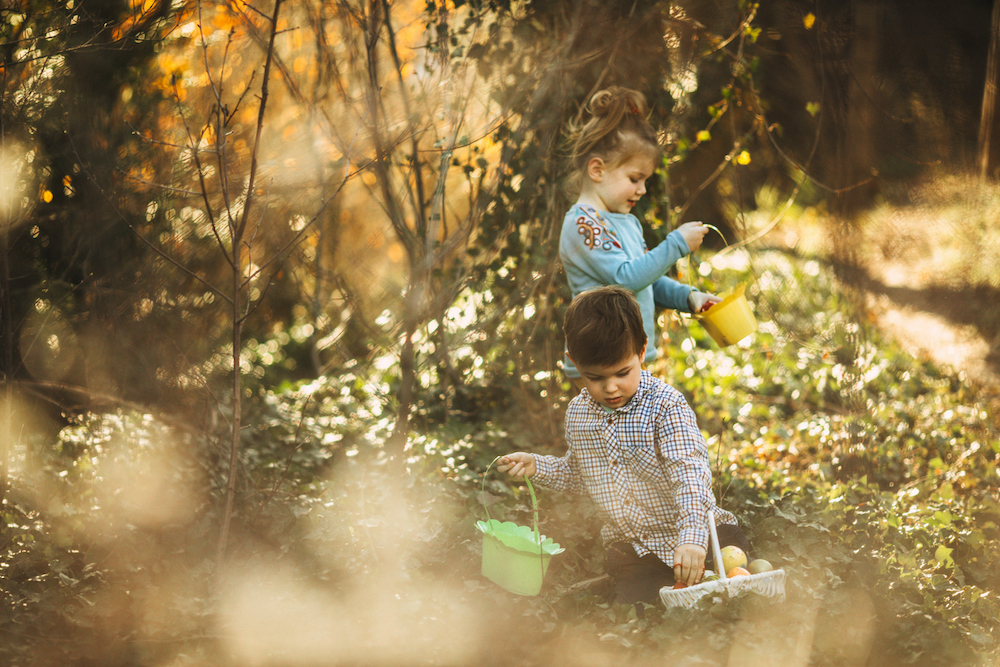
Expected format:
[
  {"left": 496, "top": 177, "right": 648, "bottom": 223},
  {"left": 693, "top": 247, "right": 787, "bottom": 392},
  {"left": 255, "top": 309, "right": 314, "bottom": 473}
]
[
  {"left": 688, "top": 291, "right": 722, "bottom": 314},
  {"left": 496, "top": 453, "right": 536, "bottom": 479},
  {"left": 674, "top": 543, "right": 708, "bottom": 586},
  {"left": 677, "top": 221, "right": 709, "bottom": 253}
]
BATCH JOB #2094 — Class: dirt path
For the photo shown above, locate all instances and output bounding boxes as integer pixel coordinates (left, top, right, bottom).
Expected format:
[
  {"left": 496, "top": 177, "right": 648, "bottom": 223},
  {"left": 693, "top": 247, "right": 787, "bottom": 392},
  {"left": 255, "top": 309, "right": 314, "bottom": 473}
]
[
  {"left": 844, "top": 207, "right": 1000, "bottom": 391},
  {"left": 759, "top": 203, "right": 1000, "bottom": 391},
  {"left": 856, "top": 234, "right": 999, "bottom": 390},
  {"left": 872, "top": 294, "right": 998, "bottom": 386}
]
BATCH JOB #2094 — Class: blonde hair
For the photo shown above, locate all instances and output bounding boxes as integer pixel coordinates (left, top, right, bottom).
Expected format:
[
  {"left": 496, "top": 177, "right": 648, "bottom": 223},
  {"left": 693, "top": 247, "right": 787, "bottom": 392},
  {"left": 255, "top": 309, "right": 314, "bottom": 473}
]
[{"left": 566, "top": 87, "right": 661, "bottom": 172}]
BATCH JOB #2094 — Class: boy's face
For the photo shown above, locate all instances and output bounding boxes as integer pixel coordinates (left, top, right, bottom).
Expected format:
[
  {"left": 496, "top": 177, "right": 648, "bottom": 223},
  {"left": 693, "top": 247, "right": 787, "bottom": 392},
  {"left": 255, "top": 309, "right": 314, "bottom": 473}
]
[{"left": 574, "top": 344, "right": 646, "bottom": 410}]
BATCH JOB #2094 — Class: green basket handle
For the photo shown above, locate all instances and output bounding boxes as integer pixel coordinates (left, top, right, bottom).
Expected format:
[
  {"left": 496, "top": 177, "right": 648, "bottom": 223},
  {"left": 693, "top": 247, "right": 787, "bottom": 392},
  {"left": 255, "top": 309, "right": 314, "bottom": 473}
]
[{"left": 482, "top": 455, "right": 542, "bottom": 549}]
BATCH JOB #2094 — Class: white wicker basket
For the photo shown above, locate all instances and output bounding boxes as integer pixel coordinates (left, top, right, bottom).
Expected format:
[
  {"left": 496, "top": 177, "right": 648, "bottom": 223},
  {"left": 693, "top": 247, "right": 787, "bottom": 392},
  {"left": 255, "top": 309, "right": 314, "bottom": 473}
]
[{"left": 659, "top": 510, "right": 786, "bottom": 609}]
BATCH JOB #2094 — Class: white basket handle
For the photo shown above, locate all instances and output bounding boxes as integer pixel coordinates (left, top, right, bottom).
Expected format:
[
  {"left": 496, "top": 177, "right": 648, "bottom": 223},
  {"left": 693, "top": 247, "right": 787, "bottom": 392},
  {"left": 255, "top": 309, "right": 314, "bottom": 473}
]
[{"left": 707, "top": 508, "right": 728, "bottom": 581}]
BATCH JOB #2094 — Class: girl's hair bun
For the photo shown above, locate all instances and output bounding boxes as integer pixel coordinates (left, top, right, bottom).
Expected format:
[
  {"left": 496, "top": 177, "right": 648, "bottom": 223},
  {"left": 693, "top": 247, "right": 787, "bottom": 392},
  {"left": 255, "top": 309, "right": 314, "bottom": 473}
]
[
  {"left": 565, "top": 86, "right": 659, "bottom": 171},
  {"left": 588, "top": 89, "right": 615, "bottom": 116},
  {"left": 587, "top": 87, "right": 649, "bottom": 119}
]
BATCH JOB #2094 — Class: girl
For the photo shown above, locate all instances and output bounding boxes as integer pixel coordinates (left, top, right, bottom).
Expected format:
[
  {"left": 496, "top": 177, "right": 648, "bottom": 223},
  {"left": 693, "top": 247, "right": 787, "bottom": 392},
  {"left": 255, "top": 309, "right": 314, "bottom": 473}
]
[{"left": 560, "top": 86, "right": 720, "bottom": 382}]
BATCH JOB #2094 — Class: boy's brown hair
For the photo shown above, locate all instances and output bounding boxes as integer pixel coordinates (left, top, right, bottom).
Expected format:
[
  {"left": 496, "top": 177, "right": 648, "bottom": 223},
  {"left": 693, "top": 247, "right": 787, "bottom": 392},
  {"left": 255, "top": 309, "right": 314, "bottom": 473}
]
[{"left": 564, "top": 286, "right": 647, "bottom": 368}]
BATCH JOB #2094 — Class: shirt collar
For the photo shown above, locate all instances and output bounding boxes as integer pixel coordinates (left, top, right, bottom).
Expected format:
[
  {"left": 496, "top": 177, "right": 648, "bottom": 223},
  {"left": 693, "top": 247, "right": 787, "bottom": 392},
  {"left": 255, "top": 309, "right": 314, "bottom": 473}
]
[
  {"left": 574, "top": 203, "right": 630, "bottom": 224},
  {"left": 582, "top": 370, "right": 654, "bottom": 416}
]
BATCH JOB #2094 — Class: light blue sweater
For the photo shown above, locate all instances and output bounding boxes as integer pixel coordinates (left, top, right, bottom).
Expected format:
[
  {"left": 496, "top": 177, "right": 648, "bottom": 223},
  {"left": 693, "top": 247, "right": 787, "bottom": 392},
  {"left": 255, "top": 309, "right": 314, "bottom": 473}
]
[{"left": 559, "top": 204, "right": 693, "bottom": 378}]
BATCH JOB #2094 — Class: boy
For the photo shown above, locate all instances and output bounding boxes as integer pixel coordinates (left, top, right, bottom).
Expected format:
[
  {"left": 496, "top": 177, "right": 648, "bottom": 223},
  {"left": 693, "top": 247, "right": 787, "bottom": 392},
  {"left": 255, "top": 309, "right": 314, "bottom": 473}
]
[{"left": 498, "top": 286, "right": 749, "bottom": 605}]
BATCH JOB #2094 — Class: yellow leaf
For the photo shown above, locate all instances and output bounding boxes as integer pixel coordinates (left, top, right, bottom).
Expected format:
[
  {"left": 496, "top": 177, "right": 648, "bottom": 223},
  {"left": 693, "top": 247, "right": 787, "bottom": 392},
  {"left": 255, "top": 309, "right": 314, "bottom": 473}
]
[
  {"left": 803, "top": 13, "right": 816, "bottom": 30},
  {"left": 213, "top": 10, "right": 234, "bottom": 30},
  {"left": 387, "top": 243, "right": 405, "bottom": 263},
  {"left": 736, "top": 150, "right": 751, "bottom": 165},
  {"left": 696, "top": 130, "right": 711, "bottom": 142},
  {"left": 42, "top": 190, "right": 53, "bottom": 203}
]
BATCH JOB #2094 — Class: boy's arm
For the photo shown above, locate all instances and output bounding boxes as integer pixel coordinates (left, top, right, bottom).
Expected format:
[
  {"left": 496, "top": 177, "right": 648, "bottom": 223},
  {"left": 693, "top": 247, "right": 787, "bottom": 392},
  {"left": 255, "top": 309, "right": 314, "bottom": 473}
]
[
  {"left": 530, "top": 451, "right": 586, "bottom": 494},
  {"left": 496, "top": 452, "right": 584, "bottom": 493},
  {"left": 496, "top": 453, "right": 536, "bottom": 478},
  {"left": 500, "top": 420, "right": 586, "bottom": 494},
  {"left": 674, "top": 543, "right": 708, "bottom": 586},
  {"left": 655, "top": 394, "right": 715, "bottom": 551}
]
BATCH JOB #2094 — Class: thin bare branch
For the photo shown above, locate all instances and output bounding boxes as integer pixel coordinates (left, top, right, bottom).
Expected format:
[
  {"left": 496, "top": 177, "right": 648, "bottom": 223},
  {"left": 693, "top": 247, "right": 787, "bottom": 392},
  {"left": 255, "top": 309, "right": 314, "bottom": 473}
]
[{"left": 173, "top": 87, "right": 236, "bottom": 269}]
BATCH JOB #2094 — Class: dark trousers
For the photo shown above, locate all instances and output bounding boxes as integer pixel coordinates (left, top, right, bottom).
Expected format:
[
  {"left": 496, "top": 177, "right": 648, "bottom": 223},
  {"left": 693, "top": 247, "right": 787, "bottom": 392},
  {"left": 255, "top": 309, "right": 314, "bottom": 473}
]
[{"left": 606, "top": 524, "right": 751, "bottom": 605}]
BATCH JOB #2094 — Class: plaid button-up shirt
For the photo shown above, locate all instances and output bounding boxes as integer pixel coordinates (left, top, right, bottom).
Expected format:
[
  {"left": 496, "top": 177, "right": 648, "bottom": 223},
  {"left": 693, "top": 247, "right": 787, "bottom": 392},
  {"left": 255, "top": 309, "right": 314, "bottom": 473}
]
[{"left": 533, "top": 371, "right": 737, "bottom": 565}]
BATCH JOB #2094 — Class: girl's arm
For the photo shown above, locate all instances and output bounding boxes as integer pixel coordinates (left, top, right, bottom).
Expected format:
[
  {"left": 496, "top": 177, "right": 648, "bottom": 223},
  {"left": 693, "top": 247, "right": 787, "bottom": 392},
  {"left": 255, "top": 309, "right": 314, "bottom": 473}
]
[
  {"left": 653, "top": 277, "right": 721, "bottom": 314},
  {"left": 561, "top": 222, "right": 691, "bottom": 293},
  {"left": 652, "top": 275, "right": 694, "bottom": 312}
]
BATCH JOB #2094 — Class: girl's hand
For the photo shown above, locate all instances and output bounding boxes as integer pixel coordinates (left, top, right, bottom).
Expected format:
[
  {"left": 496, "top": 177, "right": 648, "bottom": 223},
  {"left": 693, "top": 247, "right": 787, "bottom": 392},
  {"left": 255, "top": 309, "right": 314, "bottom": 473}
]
[
  {"left": 496, "top": 453, "right": 536, "bottom": 479},
  {"left": 688, "top": 291, "right": 722, "bottom": 314},
  {"left": 677, "top": 221, "right": 709, "bottom": 253},
  {"left": 673, "top": 543, "right": 708, "bottom": 586}
]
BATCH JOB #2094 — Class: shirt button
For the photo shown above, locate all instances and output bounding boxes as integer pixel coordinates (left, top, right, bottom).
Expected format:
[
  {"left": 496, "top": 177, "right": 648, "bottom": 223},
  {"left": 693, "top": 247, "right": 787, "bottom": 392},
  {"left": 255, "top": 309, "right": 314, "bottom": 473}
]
[{"left": 607, "top": 416, "right": 613, "bottom": 425}]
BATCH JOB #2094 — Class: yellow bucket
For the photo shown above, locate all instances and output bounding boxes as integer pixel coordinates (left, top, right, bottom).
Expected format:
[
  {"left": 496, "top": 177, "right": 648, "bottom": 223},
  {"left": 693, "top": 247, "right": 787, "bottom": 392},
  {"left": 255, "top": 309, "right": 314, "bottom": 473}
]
[{"left": 695, "top": 282, "right": 758, "bottom": 346}]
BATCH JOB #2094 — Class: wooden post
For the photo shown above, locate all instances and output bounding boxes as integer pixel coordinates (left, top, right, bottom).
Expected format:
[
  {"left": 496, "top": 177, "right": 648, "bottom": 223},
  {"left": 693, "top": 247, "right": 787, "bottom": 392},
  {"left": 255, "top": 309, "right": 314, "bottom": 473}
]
[{"left": 979, "top": 0, "right": 1000, "bottom": 179}]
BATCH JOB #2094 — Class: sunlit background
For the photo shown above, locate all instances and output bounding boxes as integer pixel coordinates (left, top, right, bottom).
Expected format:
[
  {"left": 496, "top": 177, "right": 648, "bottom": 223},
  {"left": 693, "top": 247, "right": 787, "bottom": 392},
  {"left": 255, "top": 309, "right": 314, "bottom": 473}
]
[{"left": 2, "top": 0, "right": 999, "bottom": 665}]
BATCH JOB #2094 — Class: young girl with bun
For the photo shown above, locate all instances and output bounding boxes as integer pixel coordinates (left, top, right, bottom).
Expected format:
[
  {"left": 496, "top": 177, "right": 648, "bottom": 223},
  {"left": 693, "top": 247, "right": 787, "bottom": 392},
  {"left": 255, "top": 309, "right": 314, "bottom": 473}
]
[{"left": 559, "top": 86, "right": 721, "bottom": 383}]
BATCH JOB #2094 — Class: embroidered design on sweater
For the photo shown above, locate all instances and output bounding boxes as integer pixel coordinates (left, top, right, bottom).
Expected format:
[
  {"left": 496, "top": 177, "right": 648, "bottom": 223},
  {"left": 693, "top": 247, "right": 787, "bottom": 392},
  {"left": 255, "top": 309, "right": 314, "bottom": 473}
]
[{"left": 576, "top": 208, "right": 621, "bottom": 251}]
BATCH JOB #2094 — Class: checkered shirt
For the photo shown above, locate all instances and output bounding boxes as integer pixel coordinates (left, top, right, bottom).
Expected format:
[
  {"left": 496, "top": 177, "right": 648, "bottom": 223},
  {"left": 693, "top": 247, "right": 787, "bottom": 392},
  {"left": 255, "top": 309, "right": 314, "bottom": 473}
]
[{"left": 533, "top": 371, "right": 737, "bottom": 565}]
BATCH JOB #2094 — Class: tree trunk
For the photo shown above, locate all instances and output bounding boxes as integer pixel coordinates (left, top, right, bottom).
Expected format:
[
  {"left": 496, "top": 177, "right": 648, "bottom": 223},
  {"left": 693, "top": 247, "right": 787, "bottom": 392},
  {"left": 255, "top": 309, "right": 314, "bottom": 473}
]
[
  {"left": 216, "top": 245, "right": 244, "bottom": 566},
  {"left": 0, "top": 228, "right": 9, "bottom": 503},
  {"left": 390, "top": 306, "right": 417, "bottom": 460},
  {"left": 216, "top": 0, "right": 282, "bottom": 567},
  {"left": 979, "top": 0, "right": 1000, "bottom": 179},
  {"left": 834, "top": 0, "right": 881, "bottom": 218}
]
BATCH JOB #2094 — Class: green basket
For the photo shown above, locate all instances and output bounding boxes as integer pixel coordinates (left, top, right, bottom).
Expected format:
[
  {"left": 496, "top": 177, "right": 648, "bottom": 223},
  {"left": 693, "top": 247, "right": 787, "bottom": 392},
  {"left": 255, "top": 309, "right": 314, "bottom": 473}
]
[{"left": 477, "top": 462, "right": 564, "bottom": 596}]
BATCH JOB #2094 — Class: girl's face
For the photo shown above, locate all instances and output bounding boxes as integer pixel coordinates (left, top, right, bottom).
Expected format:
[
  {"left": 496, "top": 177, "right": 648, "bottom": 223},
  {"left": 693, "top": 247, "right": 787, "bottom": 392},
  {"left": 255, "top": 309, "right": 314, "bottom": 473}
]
[{"left": 588, "top": 151, "right": 657, "bottom": 215}]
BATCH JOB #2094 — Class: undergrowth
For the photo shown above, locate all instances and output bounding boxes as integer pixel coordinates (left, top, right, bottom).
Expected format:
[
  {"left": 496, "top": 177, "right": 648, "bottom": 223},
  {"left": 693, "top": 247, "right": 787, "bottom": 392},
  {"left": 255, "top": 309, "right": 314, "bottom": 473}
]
[{"left": 1, "top": 249, "right": 999, "bottom": 666}]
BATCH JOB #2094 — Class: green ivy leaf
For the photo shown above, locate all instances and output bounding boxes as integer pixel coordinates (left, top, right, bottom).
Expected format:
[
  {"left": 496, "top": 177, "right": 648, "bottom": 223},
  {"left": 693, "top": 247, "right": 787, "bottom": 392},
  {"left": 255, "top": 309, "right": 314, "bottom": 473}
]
[
  {"left": 934, "top": 544, "right": 954, "bottom": 566},
  {"left": 933, "top": 510, "right": 954, "bottom": 526}
]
